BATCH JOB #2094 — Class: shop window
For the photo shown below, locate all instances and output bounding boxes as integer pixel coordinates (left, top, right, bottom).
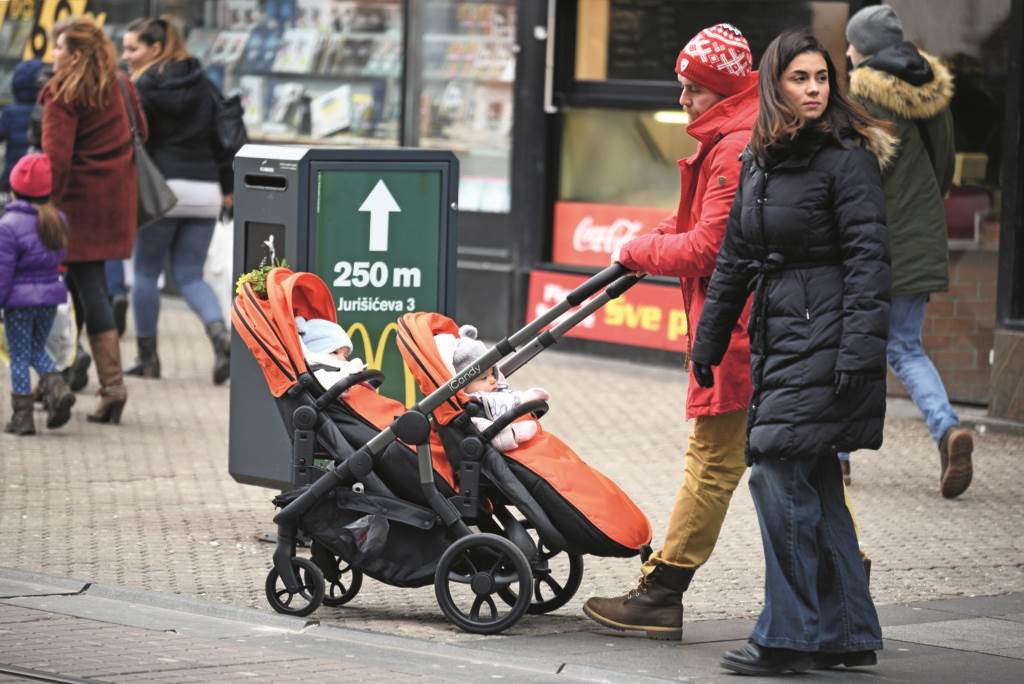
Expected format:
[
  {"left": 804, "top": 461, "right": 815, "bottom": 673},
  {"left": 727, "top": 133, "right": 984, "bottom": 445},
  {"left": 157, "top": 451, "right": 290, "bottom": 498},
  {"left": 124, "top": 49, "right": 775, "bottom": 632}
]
[
  {"left": 144, "top": 0, "right": 406, "bottom": 147},
  {"left": 574, "top": 0, "right": 814, "bottom": 83},
  {"left": 415, "top": 0, "right": 516, "bottom": 213}
]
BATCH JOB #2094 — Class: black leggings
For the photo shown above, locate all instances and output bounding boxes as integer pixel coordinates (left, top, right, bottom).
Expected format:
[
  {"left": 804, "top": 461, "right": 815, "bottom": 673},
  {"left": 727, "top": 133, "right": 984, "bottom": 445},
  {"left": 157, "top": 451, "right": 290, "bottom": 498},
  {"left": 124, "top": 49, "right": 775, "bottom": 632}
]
[{"left": 66, "top": 261, "right": 115, "bottom": 336}]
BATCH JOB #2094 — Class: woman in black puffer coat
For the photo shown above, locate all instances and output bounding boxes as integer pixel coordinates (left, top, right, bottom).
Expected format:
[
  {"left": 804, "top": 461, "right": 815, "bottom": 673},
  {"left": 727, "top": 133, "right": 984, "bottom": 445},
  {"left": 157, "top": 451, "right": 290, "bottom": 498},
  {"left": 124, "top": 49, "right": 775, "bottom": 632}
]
[{"left": 690, "top": 31, "right": 894, "bottom": 676}]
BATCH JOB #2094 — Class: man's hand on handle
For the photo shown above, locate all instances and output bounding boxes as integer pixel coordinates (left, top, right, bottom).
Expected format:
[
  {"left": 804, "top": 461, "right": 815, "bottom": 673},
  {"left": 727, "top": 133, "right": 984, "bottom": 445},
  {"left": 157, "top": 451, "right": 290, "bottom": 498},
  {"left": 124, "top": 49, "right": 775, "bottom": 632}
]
[{"left": 611, "top": 245, "right": 648, "bottom": 277}]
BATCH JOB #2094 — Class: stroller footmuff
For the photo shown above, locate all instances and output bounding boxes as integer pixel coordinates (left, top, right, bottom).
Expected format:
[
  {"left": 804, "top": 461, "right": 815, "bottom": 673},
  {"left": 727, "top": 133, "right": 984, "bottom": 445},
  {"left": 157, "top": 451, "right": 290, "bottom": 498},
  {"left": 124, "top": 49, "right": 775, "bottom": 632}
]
[{"left": 234, "top": 266, "right": 651, "bottom": 633}]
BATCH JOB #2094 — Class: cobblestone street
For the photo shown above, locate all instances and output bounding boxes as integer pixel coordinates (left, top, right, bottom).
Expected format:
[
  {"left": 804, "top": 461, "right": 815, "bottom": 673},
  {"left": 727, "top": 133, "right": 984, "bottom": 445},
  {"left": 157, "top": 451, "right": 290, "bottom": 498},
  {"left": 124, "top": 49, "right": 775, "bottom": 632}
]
[{"left": 2, "top": 301, "right": 1023, "bottom": 644}]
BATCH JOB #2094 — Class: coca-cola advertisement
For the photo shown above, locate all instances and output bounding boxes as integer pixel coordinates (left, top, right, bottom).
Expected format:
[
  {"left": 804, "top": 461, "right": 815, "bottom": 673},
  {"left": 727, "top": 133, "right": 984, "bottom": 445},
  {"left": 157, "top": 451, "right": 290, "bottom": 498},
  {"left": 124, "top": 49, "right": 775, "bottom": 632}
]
[
  {"left": 525, "top": 270, "right": 687, "bottom": 352},
  {"left": 552, "top": 201, "right": 673, "bottom": 267}
]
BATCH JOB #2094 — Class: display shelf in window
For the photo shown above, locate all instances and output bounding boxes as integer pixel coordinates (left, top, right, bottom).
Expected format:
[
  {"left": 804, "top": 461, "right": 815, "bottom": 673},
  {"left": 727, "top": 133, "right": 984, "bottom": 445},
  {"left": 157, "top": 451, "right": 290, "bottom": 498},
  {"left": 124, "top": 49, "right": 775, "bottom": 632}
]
[
  {"left": 425, "top": 1, "right": 516, "bottom": 39},
  {"left": 240, "top": 75, "right": 398, "bottom": 144},
  {"left": 423, "top": 38, "right": 515, "bottom": 82},
  {"left": 0, "top": 13, "right": 33, "bottom": 59}
]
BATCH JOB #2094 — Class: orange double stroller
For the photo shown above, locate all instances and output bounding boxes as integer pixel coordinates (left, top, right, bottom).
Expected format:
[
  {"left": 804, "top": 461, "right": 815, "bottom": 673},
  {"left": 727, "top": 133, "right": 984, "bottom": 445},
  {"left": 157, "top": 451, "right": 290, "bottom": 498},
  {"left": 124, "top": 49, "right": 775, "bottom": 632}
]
[{"left": 232, "top": 265, "right": 651, "bottom": 633}]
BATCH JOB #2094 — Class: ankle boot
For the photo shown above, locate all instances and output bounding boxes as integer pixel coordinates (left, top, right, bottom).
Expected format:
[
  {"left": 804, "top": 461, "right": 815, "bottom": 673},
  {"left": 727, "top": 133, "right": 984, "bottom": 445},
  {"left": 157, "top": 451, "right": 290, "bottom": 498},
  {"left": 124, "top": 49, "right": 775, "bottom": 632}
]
[
  {"left": 63, "top": 342, "right": 91, "bottom": 392},
  {"left": 86, "top": 330, "right": 127, "bottom": 425},
  {"left": 38, "top": 372, "right": 76, "bottom": 429},
  {"left": 582, "top": 564, "right": 694, "bottom": 640},
  {"left": 4, "top": 393, "right": 36, "bottom": 435},
  {"left": 125, "top": 337, "right": 160, "bottom": 378},
  {"left": 206, "top": 320, "right": 231, "bottom": 385}
]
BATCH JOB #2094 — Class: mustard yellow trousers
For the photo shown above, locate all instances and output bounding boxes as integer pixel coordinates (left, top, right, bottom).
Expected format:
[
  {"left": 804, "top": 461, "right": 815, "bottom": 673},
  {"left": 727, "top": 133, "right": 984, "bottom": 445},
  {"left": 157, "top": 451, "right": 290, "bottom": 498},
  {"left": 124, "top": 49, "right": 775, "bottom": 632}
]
[
  {"left": 642, "top": 409, "right": 748, "bottom": 574},
  {"left": 642, "top": 408, "right": 868, "bottom": 575}
]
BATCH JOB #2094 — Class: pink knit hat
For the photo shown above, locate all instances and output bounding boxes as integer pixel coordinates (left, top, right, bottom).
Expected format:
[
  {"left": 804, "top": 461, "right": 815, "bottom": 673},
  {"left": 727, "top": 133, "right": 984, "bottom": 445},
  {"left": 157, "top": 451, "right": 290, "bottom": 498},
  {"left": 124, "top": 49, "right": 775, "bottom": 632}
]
[{"left": 9, "top": 153, "right": 52, "bottom": 198}]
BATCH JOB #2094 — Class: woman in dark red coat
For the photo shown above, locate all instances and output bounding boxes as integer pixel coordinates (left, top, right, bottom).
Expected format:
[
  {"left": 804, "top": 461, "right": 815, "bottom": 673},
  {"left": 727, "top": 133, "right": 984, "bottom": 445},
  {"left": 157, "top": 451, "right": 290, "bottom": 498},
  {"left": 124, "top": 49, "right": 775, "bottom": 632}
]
[{"left": 40, "top": 16, "right": 146, "bottom": 424}]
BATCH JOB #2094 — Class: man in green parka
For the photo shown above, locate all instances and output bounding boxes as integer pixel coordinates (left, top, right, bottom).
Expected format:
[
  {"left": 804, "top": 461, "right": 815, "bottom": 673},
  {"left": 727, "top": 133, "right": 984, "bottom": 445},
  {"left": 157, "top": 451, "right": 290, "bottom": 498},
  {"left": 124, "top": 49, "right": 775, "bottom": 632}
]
[{"left": 840, "top": 5, "right": 973, "bottom": 499}]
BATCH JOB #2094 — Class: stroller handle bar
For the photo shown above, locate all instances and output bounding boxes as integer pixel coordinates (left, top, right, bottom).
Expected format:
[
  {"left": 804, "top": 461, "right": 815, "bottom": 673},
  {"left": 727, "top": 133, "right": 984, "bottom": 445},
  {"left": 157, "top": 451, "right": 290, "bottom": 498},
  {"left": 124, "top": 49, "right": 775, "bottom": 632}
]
[
  {"left": 479, "top": 399, "right": 549, "bottom": 443},
  {"left": 501, "top": 271, "right": 645, "bottom": 378},
  {"left": 413, "top": 263, "right": 639, "bottom": 418}
]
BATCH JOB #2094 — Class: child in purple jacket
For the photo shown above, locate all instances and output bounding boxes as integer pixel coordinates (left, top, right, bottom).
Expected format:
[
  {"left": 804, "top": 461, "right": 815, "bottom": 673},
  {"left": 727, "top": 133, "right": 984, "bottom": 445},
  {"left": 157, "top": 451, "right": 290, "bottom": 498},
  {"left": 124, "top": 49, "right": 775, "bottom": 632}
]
[{"left": 0, "top": 153, "right": 75, "bottom": 434}]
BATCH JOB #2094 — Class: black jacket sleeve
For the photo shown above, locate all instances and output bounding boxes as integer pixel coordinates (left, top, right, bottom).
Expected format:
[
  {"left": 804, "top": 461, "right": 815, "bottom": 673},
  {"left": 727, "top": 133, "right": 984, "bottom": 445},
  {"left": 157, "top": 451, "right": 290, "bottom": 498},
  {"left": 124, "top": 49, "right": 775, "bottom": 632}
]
[
  {"left": 833, "top": 146, "right": 891, "bottom": 374},
  {"left": 690, "top": 181, "right": 750, "bottom": 366}
]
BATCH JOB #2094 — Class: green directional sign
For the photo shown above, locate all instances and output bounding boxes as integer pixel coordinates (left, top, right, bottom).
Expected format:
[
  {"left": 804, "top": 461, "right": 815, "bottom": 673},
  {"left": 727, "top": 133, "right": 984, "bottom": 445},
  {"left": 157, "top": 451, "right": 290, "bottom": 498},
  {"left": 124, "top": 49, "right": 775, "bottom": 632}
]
[{"left": 312, "top": 164, "right": 451, "bottom": 405}]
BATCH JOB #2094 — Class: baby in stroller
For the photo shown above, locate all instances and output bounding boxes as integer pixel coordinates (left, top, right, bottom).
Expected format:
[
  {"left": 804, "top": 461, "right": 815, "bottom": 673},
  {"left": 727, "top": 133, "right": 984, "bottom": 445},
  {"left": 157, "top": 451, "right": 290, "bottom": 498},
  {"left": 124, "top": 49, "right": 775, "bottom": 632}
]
[
  {"left": 450, "top": 324, "right": 548, "bottom": 452},
  {"left": 295, "top": 316, "right": 367, "bottom": 388}
]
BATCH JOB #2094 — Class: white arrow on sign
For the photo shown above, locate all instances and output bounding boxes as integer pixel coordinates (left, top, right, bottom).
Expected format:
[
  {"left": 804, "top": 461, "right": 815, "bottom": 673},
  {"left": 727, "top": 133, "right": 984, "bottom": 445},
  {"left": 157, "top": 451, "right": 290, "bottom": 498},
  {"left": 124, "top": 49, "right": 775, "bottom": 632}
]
[{"left": 359, "top": 179, "right": 401, "bottom": 252}]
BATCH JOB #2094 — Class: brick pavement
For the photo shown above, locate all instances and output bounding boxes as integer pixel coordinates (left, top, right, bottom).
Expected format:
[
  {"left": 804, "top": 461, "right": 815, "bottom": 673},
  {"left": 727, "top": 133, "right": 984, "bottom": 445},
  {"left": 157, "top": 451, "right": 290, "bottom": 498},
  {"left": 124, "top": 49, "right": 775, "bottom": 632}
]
[
  {"left": 1, "top": 300, "right": 1023, "bottom": 644},
  {"left": 0, "top": 602, "right": 454, "bottom": 683}
]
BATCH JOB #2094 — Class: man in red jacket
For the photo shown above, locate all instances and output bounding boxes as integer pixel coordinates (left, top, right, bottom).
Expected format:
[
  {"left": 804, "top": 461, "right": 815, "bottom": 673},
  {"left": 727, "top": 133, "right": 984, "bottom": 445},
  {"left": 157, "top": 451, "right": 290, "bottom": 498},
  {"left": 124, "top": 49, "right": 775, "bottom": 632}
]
[{"left": 583, "top": 24, "right": 757, "bottom": 641}]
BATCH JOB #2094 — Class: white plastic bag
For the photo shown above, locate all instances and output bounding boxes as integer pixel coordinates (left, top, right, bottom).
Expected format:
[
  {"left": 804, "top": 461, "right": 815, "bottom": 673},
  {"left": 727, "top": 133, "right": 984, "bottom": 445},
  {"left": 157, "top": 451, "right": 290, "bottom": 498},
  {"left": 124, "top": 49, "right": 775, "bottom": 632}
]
[{"left": 204, "top": 214, "right": 234, "bottom": 327}]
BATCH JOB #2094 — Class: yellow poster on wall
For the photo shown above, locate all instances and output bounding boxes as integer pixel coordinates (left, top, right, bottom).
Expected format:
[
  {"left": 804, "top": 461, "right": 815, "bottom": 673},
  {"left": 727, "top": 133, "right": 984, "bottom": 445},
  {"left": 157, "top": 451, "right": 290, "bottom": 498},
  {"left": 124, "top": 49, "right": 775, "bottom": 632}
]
[{"left": 0, "top": 0, "right": 106, "bottom": 63}]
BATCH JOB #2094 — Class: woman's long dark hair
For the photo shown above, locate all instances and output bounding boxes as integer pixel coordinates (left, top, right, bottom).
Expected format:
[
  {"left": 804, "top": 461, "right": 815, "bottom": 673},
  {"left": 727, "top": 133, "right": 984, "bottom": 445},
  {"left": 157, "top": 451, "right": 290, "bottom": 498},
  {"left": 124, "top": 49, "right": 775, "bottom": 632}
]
[{"left": 751, "top": 29, "right": 885, "bottom": 163}]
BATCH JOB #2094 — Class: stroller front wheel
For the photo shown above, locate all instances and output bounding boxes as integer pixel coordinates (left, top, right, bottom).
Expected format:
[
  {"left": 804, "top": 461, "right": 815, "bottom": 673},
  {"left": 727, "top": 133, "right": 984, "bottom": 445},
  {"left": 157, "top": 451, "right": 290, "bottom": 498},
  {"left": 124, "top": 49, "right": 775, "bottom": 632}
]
[
  {"left": 311, "top": 542, "right": 363, "bottom": 607},
  {"left": 435, "top": 533, "right": 532, "bottom": 635},
  {"left": 498, "top": 531, "right": 584, "bottom": 615},
  {"left": 265, "top": 556, "right": 325, "bottom": 617}
]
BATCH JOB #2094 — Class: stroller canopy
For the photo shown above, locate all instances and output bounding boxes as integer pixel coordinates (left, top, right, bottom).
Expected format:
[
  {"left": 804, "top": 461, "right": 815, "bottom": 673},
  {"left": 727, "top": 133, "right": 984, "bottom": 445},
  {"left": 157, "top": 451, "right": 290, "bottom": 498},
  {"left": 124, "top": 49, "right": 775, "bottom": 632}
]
[
  {"left": 231, "top": 268, "right": 404, "bottom": 427},
  {"left": 396, "top": 312, "right": 652, "bottom": 553}
]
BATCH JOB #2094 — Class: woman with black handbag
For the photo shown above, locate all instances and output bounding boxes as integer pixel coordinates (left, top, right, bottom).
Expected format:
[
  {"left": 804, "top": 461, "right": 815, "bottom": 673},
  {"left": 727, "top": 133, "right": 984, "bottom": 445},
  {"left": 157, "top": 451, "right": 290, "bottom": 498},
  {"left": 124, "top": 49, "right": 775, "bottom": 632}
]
[
  {"left": 121, "top": 16, "right": 235, "bottom": 385},
  {"left": 41, "top": 16, "right": 146, "bottom": 424}
]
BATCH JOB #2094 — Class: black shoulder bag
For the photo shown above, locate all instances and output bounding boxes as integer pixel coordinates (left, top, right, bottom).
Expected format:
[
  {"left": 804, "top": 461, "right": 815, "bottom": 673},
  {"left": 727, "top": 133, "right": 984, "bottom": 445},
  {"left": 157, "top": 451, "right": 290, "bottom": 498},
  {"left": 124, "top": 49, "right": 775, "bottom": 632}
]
[
  {"left": 206, "top": 76, "right": 248, "bottom": 155},
  {"left": 116, "top": 77, "right": 177, "bottom": 228}
]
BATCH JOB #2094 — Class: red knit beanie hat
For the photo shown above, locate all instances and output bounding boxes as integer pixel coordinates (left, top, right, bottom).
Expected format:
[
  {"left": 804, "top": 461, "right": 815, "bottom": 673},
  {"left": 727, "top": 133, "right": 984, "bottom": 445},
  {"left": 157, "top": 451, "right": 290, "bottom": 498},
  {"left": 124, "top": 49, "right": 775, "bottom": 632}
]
[
  {"left": 10, "top": 153, "right": 53, "bottom": 198},
  {"left": 675, "top": 23, "right": 753, "bottom": 97}
]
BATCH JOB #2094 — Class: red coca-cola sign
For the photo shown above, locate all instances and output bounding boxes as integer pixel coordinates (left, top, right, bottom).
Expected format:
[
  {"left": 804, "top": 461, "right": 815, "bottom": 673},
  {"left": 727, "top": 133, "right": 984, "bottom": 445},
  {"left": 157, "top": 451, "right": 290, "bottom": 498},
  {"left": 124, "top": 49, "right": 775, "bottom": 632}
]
[
  {"left": 525, "top": 270, "right": 687, "bottom": 352},
  {"left": 552, "top": 201, "right": 673, "bottom": 267}
]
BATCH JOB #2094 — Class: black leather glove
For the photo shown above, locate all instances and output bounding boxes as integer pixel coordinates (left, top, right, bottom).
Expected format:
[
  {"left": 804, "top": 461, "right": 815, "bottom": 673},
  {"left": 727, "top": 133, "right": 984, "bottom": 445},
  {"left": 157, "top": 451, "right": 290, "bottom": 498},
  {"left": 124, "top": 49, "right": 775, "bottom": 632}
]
[
  {"left": 834, "top": 371, "right": 869, "bottom": 398},
  {"left": 692, "top": 361, "right": 715, "bottom": 388}
]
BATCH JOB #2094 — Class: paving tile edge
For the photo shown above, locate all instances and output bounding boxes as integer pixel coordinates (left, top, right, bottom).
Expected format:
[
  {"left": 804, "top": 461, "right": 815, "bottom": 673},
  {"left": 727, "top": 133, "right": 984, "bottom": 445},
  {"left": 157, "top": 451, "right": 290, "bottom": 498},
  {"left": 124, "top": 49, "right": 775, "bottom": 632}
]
[{"left": 0, "top": 566, "right": 90, "bottom": 593}]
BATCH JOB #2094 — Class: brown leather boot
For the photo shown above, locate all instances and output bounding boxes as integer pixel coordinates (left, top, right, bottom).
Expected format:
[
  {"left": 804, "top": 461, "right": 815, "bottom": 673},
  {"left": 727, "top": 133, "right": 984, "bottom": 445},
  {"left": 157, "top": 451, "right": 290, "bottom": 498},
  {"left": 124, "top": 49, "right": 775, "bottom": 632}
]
[
  {"left": 86, "top": 330, "right": 127, "bottom": 425},
  {"left": 582, "top": 564, "right": 693, "bottom": 640},
  {"left": 939, "top": 426, "right": 973, "bottom": 499},
  {"left": 4, "top": 393, "right": 36, "bottom": 435},
  {"left": 38, "top": 372, "right": 76, "bottom": 429}
]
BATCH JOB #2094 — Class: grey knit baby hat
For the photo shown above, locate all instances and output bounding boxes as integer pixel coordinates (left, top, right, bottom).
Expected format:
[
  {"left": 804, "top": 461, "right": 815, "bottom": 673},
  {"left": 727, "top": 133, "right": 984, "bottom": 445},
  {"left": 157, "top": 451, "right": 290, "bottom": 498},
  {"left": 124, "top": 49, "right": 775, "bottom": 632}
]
[{"left": 452, "top": 325, "right": 488, "bottom": 373}]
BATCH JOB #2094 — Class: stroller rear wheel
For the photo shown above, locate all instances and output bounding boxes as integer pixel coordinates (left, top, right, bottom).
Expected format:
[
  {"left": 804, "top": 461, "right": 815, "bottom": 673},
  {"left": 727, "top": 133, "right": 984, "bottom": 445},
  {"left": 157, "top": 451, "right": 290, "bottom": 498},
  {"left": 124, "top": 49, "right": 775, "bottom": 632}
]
[
  {"left": 311, "top": 542, "right": 363, "bottom": 607},
  {"left": 435, "top": 533, "right": 532, "bottom": 634},
  {"left": 265, "top": 556, "right": 325, "bottom": 617},
  {"left": 497, "top": 521, "right": 584, "bottom": 615}
]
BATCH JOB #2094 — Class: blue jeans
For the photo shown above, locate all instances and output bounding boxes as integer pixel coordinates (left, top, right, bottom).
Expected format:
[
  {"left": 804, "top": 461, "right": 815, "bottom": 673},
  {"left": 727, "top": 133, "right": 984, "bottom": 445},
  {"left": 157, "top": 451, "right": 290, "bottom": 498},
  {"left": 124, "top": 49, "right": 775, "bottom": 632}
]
[
  {"left": 105, "top": 260, "right": 127, "bottom": 297},
  {"left": 3, "top": 306, "right": 58, "bottom": 394},
  {"left": 748, "top": 454, "right": 883, "bottom": 653},
  {"left": 838, "top": 293, "right": 959, "bottom": 462},
  {"left": 132, "top": 217, "right": 222, "bottom": 338}
]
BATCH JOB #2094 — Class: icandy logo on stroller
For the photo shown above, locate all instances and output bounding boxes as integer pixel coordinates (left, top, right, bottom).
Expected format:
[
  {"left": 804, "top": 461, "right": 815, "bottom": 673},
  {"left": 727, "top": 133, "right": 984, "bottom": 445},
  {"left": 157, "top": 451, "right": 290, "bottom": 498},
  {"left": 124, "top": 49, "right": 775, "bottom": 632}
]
[{"left": 447, "top": 362, "right": 481, "bottom": 392}]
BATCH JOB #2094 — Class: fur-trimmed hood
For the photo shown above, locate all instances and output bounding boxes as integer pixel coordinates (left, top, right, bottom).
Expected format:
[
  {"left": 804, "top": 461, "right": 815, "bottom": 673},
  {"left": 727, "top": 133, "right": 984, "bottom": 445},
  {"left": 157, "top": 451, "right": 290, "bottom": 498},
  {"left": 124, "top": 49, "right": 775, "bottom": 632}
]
[
  {"left": 861, "top": 124, "right": 898, "bottom": 171},
  {"left": 850, "top": 45, "right": 954, "bottom": 121}
]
